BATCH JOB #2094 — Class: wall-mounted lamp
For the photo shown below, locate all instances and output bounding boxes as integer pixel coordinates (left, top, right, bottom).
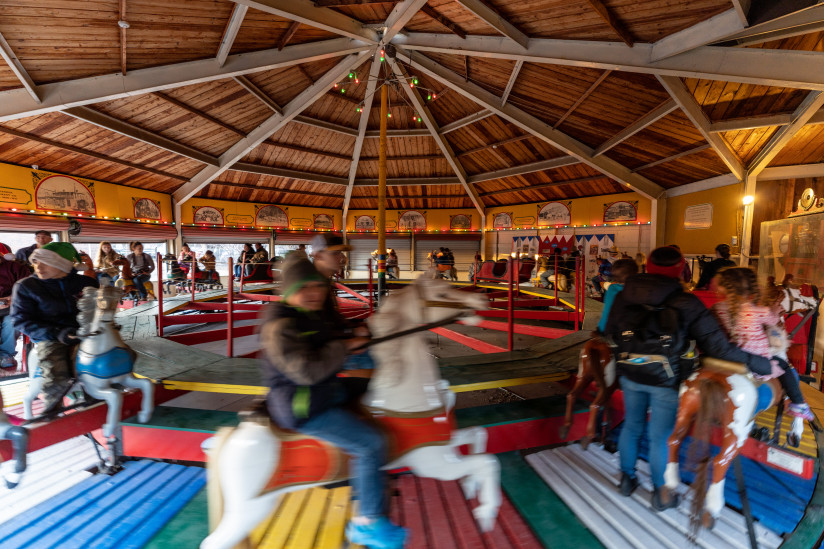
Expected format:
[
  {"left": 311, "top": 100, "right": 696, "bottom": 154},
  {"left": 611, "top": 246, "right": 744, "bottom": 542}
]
[{"left": 742, "top": 195, "right": 754, "bottom": 205}]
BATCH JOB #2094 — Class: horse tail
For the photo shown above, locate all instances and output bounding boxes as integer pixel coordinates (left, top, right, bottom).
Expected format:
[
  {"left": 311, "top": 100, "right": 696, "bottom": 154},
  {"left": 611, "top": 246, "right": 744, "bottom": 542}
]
[
  {"left": 688, "top": 377, "right": 727, "bottom": 538},
  {"left": 585, "top": 339, "right": 608, "bottom": 388},
  {"left": 206, "top": 426, "right": 236, "bottom": 533}
]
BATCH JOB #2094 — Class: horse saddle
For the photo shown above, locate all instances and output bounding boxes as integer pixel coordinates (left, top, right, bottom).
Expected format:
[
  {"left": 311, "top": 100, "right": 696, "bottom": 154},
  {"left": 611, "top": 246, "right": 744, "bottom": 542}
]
[{"left": 700, "top": 356, "right": 749, "bottom": 376}]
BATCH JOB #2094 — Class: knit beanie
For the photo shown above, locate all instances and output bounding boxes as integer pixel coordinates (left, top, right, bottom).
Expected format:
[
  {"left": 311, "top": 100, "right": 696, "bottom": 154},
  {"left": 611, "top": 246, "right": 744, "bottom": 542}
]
[
  {"left": 281, "top": 257, "right": 325, "bottom": 299},
  {"left": 646, "top": 246, "right": 685, "bottom": 279},
  {"left": 30, "top": 242, "right": 81, "bottom": 273},
  {"left": 0, "top": 243, "right": 11, "bottom": 260}
]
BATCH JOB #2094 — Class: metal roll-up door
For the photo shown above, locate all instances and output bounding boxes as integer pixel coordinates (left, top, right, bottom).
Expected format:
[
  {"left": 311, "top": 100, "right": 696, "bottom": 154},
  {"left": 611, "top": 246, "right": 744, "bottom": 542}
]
[
  {"left": 182, "top": 226, "right": 271, "bottom": 244},
  {"left": 347, "top": 236, "right": 411, "bottom": 272},
  {"left": 0, "top": 214, "right": 69, "bottom": 232},
  {"left": 72, "top": 219, "right": 178, "bottom": 243},
  {"left": 274, "top": 232, "right": 315, "bottom": 246},
  {"left": 415, "top": 237, "right": 481, "bottom": 272}
]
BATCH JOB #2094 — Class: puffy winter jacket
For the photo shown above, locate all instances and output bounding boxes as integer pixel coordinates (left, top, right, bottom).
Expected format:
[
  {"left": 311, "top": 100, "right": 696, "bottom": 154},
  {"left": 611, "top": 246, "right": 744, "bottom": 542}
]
[
  {"left": 0, "top": 259, "right": 31, "bottom": 300},
  {"left": 695, "top": 258, "right": 736, "bottom": 289},
  {"left": 10, "top": 272, "right": 99, "bottom": 342},
  {"left": 604, "top": 273, "right": 772, "bottom": 388}
]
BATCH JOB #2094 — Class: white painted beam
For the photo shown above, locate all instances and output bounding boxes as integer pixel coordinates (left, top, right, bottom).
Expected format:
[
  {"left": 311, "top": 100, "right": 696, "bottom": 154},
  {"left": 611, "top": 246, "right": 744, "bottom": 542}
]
[
  {"left": 758, "top": 163, "right": 824, "bottom": 181},
  {"left": 500, "top": 60, "right": 523, "bottom": 107},
  {"left": 231, "top": 163, "right": 348, "bottom": 185},
  {"left": 664, "top": 173, "right": 739, "bottom": 197},
  {"left": 749, "top": 91, "right": 824, "bottom": 176},
  {"left": 731, "top": 0, "right": 751, "bottom": 27},
  {"left": 383, "top": 0, "right": 429, "bottom": 42},
  {"left": 172, "top": 51, "right": 369, "bottom": 203},
  {"left": 231, "top": 0, "right": 378, "bottom": 43},
  {"left": 62, "top": 106, "right": 219, "bottom": 165},
  {"left": 233, "top": 75, "right": 283, "bottom": 114},
  {"left": 343, "top": 54, "right": 382, "bottom": 222},
  {"left": 741, "top": 172, "right": 757, "bottom": 259},
  {"left": 708, "top": 113, "right": 794, "bottom": 133},
  {"left": 0, "top": 31, "right": 39, "bottom": 103},
  {"left": 216, "top": 4, "right": 248, "bottom": 67},
  {"left": 0, "top": 38, "right": 369, "bottom": 122},
  {"left": 389, "top": 58, "right": 486, "bottom": 216},
  {"left": 467, "top": 156, "right": 578, "bottom": 184},
  {"left": 364, "top": 128, "right": 431, "bottom": 137},
  {"left": 355, "top": 177, "right": 460, "bottom": 186},
  {"left": 650, "top": 9, "right": 745, "bottom": 61},
  {"left": 720, "top": 3, "right": 824, "bottom": 46},
  {"left": 439, "top": 110, "right": 494, "bottom": 133},
  {"left": 393, "top": 33, "right": 824, "bottom": 91},
  {"left": 593, "top": 100, "right": 677, "bottom": 157},
  {"left": 634, "top": 144, "right": 710, "bottom": 172},
  {"left": 397, "top": 47, "right": 665, "bottom": 200},
  {"left": 656, "top": 75, "right": 744, "bottom": 180},
  {"left": 293, "top": 116, "right": 359, "bottom": 136},
  {"left": 452, "top": 0, "right": 529, "bottom": 48}
]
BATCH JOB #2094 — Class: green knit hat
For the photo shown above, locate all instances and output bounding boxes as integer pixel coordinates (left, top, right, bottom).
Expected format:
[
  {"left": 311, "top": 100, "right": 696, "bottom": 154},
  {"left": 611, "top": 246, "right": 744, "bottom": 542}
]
[
  {"left": 281, "top": 257, "right": 325, "bottom": 299},
  {"left": 30, "top": 242, "right": 81, "bottom": 273}
]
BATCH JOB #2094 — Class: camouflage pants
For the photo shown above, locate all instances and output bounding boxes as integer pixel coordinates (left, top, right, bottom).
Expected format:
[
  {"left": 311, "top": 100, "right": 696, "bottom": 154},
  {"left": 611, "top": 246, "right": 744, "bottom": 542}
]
[{"left": 35, "top": 341, "right": 75, "bottom": 405}]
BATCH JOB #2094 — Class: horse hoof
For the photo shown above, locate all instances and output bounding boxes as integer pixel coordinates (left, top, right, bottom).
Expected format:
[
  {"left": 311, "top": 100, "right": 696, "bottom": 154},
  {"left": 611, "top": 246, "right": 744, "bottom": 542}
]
[
  {"left": 558, "top": 425, "right": 570, "bottom": 440},
  {"left": 138, "top": 410, "right": 151, "bottom": 423},
  {"left": 580, "top": 436, "right": 592, "bottom": 451},
  {"left": 787, "top": 432, "right": 801, "bottom": 448},
  {"left": 4, "top": 473, "right": 20, "bottom": 489},
  {"left": 603, "top": 439, "right": 618, "bottom": 453},
  {"left": 702, "top": 511, "right": 715, "bottom": 530}
]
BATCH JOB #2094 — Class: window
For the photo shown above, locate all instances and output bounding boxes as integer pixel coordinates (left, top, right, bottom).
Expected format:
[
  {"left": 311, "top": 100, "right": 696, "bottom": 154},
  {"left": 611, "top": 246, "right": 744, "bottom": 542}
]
[
  {"left": 182, "top": 243, "right": 269, "bottom": 277},
  {"left": 274, "top": 244, "right": 312, "bottom": 259},
  {"left": 1, "top": 231, "right": 61, "bottom": 257},
  {"left": 72, "top": 242, "right": 168, "bottom": 264}
]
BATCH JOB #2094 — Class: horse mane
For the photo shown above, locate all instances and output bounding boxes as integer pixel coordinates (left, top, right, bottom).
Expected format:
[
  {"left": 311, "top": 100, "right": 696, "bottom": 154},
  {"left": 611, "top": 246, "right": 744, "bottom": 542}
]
[{"left": 76, "top": 286, "right": 98, "bottom": 335}]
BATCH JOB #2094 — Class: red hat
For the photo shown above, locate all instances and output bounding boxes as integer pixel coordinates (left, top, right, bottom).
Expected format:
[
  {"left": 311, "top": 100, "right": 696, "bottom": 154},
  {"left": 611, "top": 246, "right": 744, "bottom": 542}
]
[{"left": 0, "top": 243, "right": 11, "bottom": 256}]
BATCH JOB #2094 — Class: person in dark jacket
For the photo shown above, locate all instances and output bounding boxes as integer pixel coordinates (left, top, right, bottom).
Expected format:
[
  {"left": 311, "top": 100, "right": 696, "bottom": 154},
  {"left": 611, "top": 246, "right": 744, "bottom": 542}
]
[
  {"left": 10, "top": 242, "right": 98, "bottom": 413},
  {"left": 126, "top": 242, "right": 155, "bottom": 300},
  {"left": 0, "top": 243, "right": 31, "bottom": 368},
  {"left": 15, "top": 230, "right": 53, "bottom": 265},
  {"left": 605, "top": 246, "right": 774, "bottom": 511},
  {"left": 695, "top": 243, "right": 736, "bottom": 290},
  {"left": 260, "top": 257, "right": 407, "bottom": 548}
]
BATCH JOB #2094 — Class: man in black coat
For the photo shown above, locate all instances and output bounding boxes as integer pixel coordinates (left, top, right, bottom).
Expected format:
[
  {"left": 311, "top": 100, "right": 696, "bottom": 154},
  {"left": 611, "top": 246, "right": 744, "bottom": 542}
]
[{"left": 695, "top": 243, "right": 736, "bottom": 289}]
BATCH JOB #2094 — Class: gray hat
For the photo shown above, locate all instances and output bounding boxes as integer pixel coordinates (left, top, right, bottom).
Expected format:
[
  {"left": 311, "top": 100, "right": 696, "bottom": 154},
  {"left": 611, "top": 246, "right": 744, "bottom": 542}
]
[
  {"left": 281, "top": 257, "right": 325, "bottom": 299},
  {"left": 310, "top": 234, "right": 351, "bottom": 253}
]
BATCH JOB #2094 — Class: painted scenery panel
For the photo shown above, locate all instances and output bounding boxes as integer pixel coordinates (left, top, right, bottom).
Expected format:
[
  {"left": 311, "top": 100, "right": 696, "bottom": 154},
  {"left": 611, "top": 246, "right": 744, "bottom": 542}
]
[
  {"left": 134, "top": 198, "right": 161, "bottom": 220},
  {"left": 450, "top": 214, "right": 471, "bottom": 229},
  {"left": 398, "top": 210, "right": 426, "bottom": 231},
  {"left": 493, "top": 212, "right": 512, "bottom": 229},
  {"left": 538, "top": 202, "right": 571, "bottom": 226},
  {"left": 256, "top": 205, "right": 288, "bottom": 228},
  {"left": 603, "top": 201, "right": 637, "bottom": 223},
  {"left": 194, "top": 206, "right": 224, "bottom": 224},
  {"left": 355, "top": 215, "right": 375, "bottom": 230},
  {"left": 35, "top": 175, "right": 96, "bottom": 214},
  {"left": 314, "top": 214, "right": 334, "bottom": 229}
]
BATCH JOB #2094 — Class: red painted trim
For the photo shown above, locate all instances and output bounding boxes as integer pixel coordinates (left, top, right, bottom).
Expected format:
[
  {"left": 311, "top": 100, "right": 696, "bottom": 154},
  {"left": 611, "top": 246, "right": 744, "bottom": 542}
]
[
  {"left": 161, "top": 311, "right": 259, "bottom": 325},
  {"left": 464, "top": 319, "right": 572, "bottom": 339},
  {"left": 166, "top": 323, "right": 258, "bottom": 345},
  {"left": 477, "top": 310, "right": 577, "bottom": 321},
  {"left": 429, "top": 327, "right": 508, "bottom": 354},
  {"left": 335, "top": 282, "right": 371, "bottom": 305},
  {"left": 182, "top": 302, "right": 264, "bottom": 312},
  {"left": 235, "top": 292, "right": 280, "bottom": 302},
  {"left": 488, "top": 299, "right": 561, "bottom": 308},
  {"left": 119, "top": 425, "right": 211, "bottom": 462}
]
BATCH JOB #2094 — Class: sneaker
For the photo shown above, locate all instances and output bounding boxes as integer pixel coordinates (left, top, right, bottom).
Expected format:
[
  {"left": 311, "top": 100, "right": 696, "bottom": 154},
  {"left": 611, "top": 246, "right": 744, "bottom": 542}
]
[
  {"left": 620, "top": 473, "right": 639, "bottom": 497},
  {"left": 346, "top": 517, "right": 408, "bottom": 549},
  {"left": 651, "top": 487, "right": 680, "bottom": 512},
  {"left": 788, "top": 403, "right": 815, "bottom": 421},
  {"left": 0, "top": 356, "right": 16, "bottom": 369}
]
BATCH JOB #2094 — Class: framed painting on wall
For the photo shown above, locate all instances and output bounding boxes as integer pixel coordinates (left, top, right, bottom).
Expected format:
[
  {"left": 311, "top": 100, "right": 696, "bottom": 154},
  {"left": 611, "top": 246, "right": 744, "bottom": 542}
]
[
  {"left": 354, "top": 215, "right": 375, "bottom": 230},
  {"left": 133, "top": 198, "right": 161, "bottom": 220},
  {"left": 398, "top": 210, "right": 426, "bottom": 230},
  {"left": 35, "top": 174, "right": 96, "bottom": 215},
  {"left": 603, "top": 201, "right": 638, "bottom": 223},
  {"left": 493, "top": 212, "right": 512, "bottom": 229},
  {"left": 537, "top": 201, "right": 571, "bottom": 226},
  {"left": 193, "top": 206, "right": 224, "bottom": 225},
  {"left": 450, "top": 214, "right": 471, "bottom": 229},
  {"left": 255, "top": 205, "right": 288, "bottom": 228},
  {"left": 314, "top": 213, "right": 334, "bottom": 229}
]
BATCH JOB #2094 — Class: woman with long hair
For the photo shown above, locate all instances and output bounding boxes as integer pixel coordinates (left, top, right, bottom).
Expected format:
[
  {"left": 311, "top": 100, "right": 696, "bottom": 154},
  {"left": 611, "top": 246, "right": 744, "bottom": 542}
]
[{"left": 94, "top": 241, "right": 121, "bottom": 286}]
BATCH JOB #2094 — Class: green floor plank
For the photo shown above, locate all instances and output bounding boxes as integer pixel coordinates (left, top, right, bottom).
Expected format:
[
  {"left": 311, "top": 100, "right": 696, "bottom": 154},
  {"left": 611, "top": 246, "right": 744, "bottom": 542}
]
[
  {"left": 143, "top": 486, "right": 209, "bottom": 549},
  {"left": 455, "top": 396, "right": 586, "bottom": 429},
  {"left": 499, "top": 451, "right": 605, "bottom": 549},
  {"left": 122, "top": 406, "right": 239, "bottom": 432}
]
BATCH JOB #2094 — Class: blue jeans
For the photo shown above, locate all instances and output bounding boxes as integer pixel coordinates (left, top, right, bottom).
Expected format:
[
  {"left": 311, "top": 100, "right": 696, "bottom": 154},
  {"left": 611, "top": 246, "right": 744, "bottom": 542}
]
[
  {"left": 133, "top": 274, "right": 151, "bottom": 298},
  {"left": 0, "top": 315, "right": 16, "bottom": 359},
  {"left": 539, "top": 269, "right": 555, "bottom": 288},
  {"left": 343, "top": 350, "right": 376, "bottom": 370},
  {"left": 618, "top": 377, "right": 679, "bottom": 488},
  {"left": 297, "top": 407, "right": 388, "bottom": 517}
]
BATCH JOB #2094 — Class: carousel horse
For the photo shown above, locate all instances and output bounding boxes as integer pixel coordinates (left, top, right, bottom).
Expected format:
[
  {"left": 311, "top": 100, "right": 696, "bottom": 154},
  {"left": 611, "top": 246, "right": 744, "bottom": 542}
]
[
  {"left": 200, "top": 277, "right": 501, "bottom": 549},
  {"left": 113, "top": 257, "right": 155, "bottom": 301},
  {"left": 22, "top": 287, "right": 154, "bottom": 446},
  {"left": 559, "top": 337, "right": 616, "bottom": 449},
  {"left": 0, "top": 391, "right": 28, "bottom": 489}
]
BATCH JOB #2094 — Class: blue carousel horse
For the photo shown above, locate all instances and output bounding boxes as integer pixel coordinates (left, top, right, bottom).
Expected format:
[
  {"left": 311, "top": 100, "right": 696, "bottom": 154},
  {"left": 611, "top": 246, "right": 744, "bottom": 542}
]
[{"left": 0, "top": 392, "right": 28, "bottom": 489}]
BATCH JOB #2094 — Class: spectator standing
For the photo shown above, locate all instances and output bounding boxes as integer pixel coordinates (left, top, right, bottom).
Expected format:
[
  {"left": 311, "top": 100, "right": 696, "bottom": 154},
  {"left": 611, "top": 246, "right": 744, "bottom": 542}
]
[
  {"left": 15, "top": 230, "right": 53, "bottom": 265},
  {"left": 695, "top": 243, "right": 736, "bottom": 290}
]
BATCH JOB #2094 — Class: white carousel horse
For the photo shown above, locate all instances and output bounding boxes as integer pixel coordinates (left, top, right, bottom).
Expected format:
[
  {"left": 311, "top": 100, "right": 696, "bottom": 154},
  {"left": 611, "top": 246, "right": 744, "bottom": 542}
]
[
  {"left": 201, "top": 277, "right": 500, "bottom": 549},
  {"left": 23, "top": 286, "right": 154, "bottom": 440},
  {"left": 0, "top": 392, "right": 28, "bottom": 489}
]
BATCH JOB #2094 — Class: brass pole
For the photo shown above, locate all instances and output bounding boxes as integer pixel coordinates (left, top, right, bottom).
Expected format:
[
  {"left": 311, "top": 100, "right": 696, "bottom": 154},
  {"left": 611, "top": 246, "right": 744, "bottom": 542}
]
[{"left": 377, "top": 80, "right": 388, "bottom": 303}]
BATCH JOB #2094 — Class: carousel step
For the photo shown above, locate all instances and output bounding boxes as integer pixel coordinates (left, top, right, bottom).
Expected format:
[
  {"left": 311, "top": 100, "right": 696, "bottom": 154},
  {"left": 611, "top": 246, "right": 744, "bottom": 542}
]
[{"left": 526, "top": 444, "right": 783, "bottom": 549}]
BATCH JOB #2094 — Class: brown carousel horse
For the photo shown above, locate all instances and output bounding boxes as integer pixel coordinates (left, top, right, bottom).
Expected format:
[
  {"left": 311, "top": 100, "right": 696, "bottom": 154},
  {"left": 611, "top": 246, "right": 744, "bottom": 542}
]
[
  {"left": 113, "top": 257, "right": 155, "bottom": 301},
  {"left": 559, "top": 337, "right": 617, "bottom": 449}
]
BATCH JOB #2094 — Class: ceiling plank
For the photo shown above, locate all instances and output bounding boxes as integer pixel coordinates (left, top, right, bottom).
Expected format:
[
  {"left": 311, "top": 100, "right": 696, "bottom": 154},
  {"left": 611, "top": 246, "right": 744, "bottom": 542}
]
[
  {"left": 172, "top": 51, "right": 370, "bottom": 203},
  {"left": 364, "top": 128, "right": 430, "bottom": 137},
  {"left": 584, "top": 0, "right": 634, "bottom": 47},
  {"left": 315, "top": 0, "right": 396, "bottom": 5},
  {"left": 651, "top": 9, "right": 745, "bottom": 61},
  {"left": 452, "top": 0, "right": 529, "bottom": 48},
  {"left": 593, "top": 99, "right": 677, "bottom": 157},
  {"left": 554, "top": 70, "right": 611, "bottom": 128},
  {"left": 717, "top": 2, "right": 824, "bottom": 47},
  {"left": 212, "top": 180, "right": 344, "bottom": 199},
  {"left": 355, "top": 177, "right": 460, "bottom": 186},
  {"left": 62, "top": 106, "right": 219, "bottom": 166},
  {"left": 656, "top": 75, "right": 744, "bottom": 180},
  {"left": 456, "top": 134, "right": 532, "bottom": 157},
  {"left": 500, "top": 60, "right": 523, "bottom": 107},
  {"left": 439, "top": 110, "right": 494, "bottom": 133},
  {"left": 0, "top": 31, "right": 39, "bottom": 103},
  {"left": 393, "top": 33, "right": 824, "bottom": 91},
  {"left": 152, "top": 92, "right": 245, "bottom": 136},
  {"left": 233, "top": 75, "right": 283, "bottom": 114},
  {"left": 263, "top": 140, "right": 352, "bottom": 160},
  {"left": 390, "top": 58, "right": 485, "bottom": 215},
  {"left": 397, "top": 47, "right": 665, "bottom": 200},
  {"left": 664, "top": 173, "right": 738, "bottom": 197},
  {"left": 277, "top": 21, "right": 301, "bottom": 51},
  {"left": 384, "top": 0, "right": 430, "bottom": 42},
  {"left": 217, "top": 4, "right": 248, "bottom": 66},
  {"left": 748, "top": 91, "right": 824, "bottom": 176},
  {"left": 0, "top": 125, "right": 186, "bottom": 181},
  {"left": 420, "top": 5, "right": 467, "bottom": 39},
  {"left": 0, "top": 38, "right": 369, "bottom": 122},
  {"left": 230, "top": 0, "right": 378, "bottom": 43}
]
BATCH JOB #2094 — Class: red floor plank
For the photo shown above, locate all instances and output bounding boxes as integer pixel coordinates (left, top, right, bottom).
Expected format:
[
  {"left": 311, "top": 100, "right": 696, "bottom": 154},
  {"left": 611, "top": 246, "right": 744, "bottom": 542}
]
[
  {"left": 399, "top": 474, "right": 427, "bottom": 549},
  {"left": 429, "top": 327, "right": 508, "bottom": 354},
  {"left": 480, "top": 513, "right": 512, "bottom": 548},
  {"left": 438, "top": 480, "right": 487, "bottom": 549},
  {"left": 498, "top": 496, "right": 543, "bottom": 549},
  {"left": 464, "top": 319, "right": 572, "bottom": 340},
  {"left": 417, "top": 477, "right": 457, "bottom": 549}
]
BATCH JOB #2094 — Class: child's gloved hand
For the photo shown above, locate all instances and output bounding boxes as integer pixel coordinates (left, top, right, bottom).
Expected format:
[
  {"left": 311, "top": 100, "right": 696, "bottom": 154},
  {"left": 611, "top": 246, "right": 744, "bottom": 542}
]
[{"left": 58, "top": 327, "right": 78, "bottom": 345}]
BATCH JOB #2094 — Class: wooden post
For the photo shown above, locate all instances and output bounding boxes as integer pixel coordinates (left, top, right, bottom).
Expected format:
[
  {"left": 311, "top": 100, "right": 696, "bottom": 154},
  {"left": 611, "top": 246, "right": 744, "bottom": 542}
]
[
  {"left": 156, "top": 252, "right": 163, "bottom": 337},
  {"left": 190, "top": 253, "right": 196, "bottom": 303},
  {"left": 508, "top": 257, "right": 515, "bottom": 351},
  {"left": 377, "top": 82, "right": 387, "bottom": 304},
  {"left": 227, "top": 257, "right": 234, "bottom": 358}
]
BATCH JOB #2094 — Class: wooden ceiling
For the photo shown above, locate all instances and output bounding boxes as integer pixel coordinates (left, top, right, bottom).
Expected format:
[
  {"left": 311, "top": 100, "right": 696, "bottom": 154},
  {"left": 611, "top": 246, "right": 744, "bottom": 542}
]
[{"left": 1, "top": 0, "right": 824, "bottom": 212}]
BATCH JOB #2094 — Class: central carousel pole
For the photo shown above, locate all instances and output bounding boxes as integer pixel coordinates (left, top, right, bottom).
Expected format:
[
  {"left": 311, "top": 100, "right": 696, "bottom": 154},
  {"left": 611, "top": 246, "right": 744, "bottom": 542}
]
[{"left": 377, "top": 77, "right": 388, "bottom": 304}]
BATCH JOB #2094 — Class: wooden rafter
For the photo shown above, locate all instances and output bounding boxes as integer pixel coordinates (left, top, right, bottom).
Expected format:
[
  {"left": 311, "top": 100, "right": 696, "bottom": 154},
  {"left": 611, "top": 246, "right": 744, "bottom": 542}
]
[
  {"left": 315, "top": 0, "right": 395, "bottom": 5},
  {"left": 651, "top": 9, "right": 745, "bottom": 61},
  {"left": 440, "top": 110, "right": 494, "bottom": 134},
  {"left": 0, "top": 31, "right": 39, "bottom": 103},
  {"left": 152, "top": 92, "right": 244, "bottom": 136},
  {"left": 584, "top": 0, "right": 634, "bottom": 47},
  {"left": 233, "top": 75, "right": 283, "bottom": 114},
  {"left": 263, "top": 140, "right": 352, "bottom": 160},
  {"left": 500, "top": 60, "right": 523, "bottom": 107},
  {"left": 593, "top": 99, "right": 677, "bottom": 157},
  {"left": 633, "top": 144, "right": 711, "bottom": 172},
  {"left": 277, "top": 21, "right": 301, "bottom": 51},
  {"left": 717, "top": 3, "right": 824, "bottom": 47},
  {"left": 383, "top": 0, "right": 430, "bottom": 42},
  {"left": 554, "top": 70, "right": 611, "bottom": 129},
  {"left": 211, "top": 180, "right": 344, "bottom": 198},
  {"left": 465, "top": 56, "right": 470, "bottom": 82},
  {"left": 119, "top": 0, "right": 128, "bottom": 75},
  {"left": 420, "top": 5, "right": 467, "bottom": 39},
  {"left": 456, "top": 134, "right": 532, "bottom": 157},
  {"left": 360, "top": 154, "right": 445, "bottom": 161},
  {"left": 479, "top": 175, "right": 608, "bottom": 197},
  {"left": 468, "top": 157, "right": 577, "bottom": 184},
  {"left": 217, "top": 3, "right": 248, "bottom": 66},
  {"left": 452, "top": 0, "right": 529, "bottom": 48}
]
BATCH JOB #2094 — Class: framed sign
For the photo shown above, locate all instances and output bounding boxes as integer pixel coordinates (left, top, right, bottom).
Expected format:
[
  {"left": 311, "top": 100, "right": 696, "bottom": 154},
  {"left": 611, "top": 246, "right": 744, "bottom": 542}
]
[
  {"left": 450, "top": 214, "right": 471, "bottom": 229},
  {"left": 225, "top": 214, "right": 253, "bottom": 225},
  {"left": 314, "top": 213, "right": 334, "bottom": 229},
  {"left": 354, "top": 215, "right": 375, "bottom": 230},
  {"left": 603, "top": 201, "right": 637, "bottom": 223},
  {"left": 133, "top": 198, "right": 161, "bottom": 220},
  {"left": 493, "top": 212, "right": 512, "bottom": 229},
  {"left": 193, "top": 206, "right": 224, "bottom": 224},
  {"left": 255, "top": 205, "right": 288, "bottom": 228},
  {"left": 35, "top": 175, "right": 96, "bottom": 215},
  {"left": 538, "top": 201, "right": 571, "bottom": 226},
  {"left": 683, "top": 203, "right": 713, "bottom": 230},
  {"left": 398, "top": 210, "right": 426, "bottom": 230}
]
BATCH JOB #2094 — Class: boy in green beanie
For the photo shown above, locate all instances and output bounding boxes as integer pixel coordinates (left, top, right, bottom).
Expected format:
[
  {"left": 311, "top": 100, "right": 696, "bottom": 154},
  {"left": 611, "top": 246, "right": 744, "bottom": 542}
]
[{"left": 11, "top": 241, "right": 98, "bottom": 414}]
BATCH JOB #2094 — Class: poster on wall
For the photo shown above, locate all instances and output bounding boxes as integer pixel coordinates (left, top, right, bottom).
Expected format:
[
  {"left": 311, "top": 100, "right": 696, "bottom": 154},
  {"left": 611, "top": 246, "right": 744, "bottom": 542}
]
[
  {"left": 354, "top": 215, "right": 375, "bottom": 230},
  {"left": 511, "top": 236, "right": 540, "bottom": 257},
  {"left": 313, "top": 214, "right": 334, "bottom": 229},
  {"left": 450, "top": 214, "right": 471, "bottom": 229},
  {"left": 603, "top": 201, "right": 638, "bottom": 223},
  {"left": 193, "top": 206, "right": 224, "bottom": 224},
  {"left": 538, "top": 202, "right": 571, "bottom": 226},
  {"left": 133, "top": 198, "right": 161, "bottom": 220},
  {"left": 493, "top": 212, "right": 512, "bottom": 229},
  {"left": 398, "top": 210, "right": 426, "bottom": 230},
  {"left": 255, "top": 205, "right": 288, "bottom": 228},
  {"left": 683, "top": 203, "right": 713, "bottom": 229},
  {"left": 35, "top": 174, "right": 96, "bottom": 215}
]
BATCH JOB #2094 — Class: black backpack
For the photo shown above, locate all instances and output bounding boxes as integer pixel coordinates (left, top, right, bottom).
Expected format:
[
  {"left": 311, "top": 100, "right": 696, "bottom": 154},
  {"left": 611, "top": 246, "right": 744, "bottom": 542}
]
[{"left": 612, "top": 291, "right": 691, "bottom": 387}]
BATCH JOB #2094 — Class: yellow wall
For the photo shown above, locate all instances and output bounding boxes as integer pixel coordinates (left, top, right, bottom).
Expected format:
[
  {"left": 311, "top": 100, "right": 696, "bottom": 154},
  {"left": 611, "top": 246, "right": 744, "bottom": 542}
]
[
  {"left": 181, "top": 197, "right": 341, "bottom": 230},
  {"left": 485, "top": 192, "right": 651, "bottom": 228},
  {"left": 0, "top": 162, "right": 173, "bottom": 221},
  {"left": 664, "top": 185, "right": 741, "bottom": 255},
  {"left": 345, "top": 209, "right": 479, "bottom": 232}
]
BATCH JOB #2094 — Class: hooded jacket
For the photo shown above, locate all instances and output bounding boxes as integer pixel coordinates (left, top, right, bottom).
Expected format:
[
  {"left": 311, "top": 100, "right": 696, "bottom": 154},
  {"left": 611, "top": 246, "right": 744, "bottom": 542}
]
[
  {"left": 605, "top": 273, "right": 772, "bottom": 388},
  {"left": 0, "top": 260, "right": 31, "bottom": 315},
  {"left": 10, "top": 272, "right": 99, "bottom": 342},
  {"left": 696, "top": 257, "right": 736, "bottom": 289}
]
